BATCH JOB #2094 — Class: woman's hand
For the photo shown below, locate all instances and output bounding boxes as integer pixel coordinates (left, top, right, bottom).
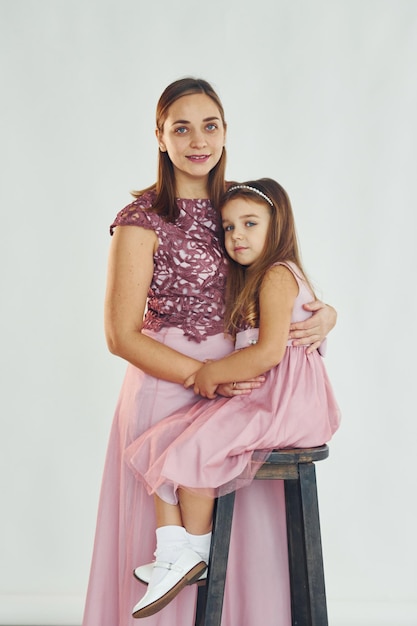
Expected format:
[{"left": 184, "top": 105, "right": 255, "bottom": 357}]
[
  {"left": 216, "top": 378, "right": 265, "bottom": 397},
  {"left": 289, "top": 301, "right": 337, "bottom": 354}
]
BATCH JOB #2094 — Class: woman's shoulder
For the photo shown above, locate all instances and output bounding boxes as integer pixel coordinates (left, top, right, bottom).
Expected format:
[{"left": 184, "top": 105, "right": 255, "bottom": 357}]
[
  {"left": 130, "top": 188, "right": 157, "bottom": 208},
  {"left": 110, "top": 189, "right": 161, "bottom": 235}
]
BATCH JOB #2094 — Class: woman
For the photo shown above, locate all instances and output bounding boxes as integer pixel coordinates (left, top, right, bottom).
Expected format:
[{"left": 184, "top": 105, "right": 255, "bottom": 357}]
[{"left": 82, "top": 78, "right": 336, "bottom": 626}]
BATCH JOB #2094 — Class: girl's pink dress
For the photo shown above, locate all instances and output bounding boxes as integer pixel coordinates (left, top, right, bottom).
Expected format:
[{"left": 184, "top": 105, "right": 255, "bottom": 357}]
[
  {"left": 82, "top": 194, "right": 295, "bottom": 626},
  {"left": 125, "top": 262, "right": 340, "bottom": 504}
]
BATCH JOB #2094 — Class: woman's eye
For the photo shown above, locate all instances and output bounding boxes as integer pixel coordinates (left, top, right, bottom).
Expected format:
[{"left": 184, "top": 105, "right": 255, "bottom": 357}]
[
  {"left": 206, "top": 123, "right": 217, "bottom": 131},
  {"left": 174, "top": 126, "right": 188, "bottom": 134}
]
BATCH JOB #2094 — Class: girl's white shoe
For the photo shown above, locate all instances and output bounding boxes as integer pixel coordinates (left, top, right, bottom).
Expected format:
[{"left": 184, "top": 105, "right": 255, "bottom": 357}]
[{"left": 132, "top": 548, "right": 207, "bottom": 618}]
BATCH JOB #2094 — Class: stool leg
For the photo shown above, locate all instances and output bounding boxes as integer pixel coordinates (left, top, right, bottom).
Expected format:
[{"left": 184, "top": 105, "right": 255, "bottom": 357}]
[
  {"left": 199, "top": 490, "right": 236, "bottom": 626},
  {"left": 285, "top": 463, "right": 328, "bottom": 626},
  {"left": 195, "top": 584, "right": 207, "bottom": 626}
]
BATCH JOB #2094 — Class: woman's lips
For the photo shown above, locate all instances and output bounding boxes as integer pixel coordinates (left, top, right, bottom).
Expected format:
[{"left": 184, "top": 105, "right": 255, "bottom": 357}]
[{"left": 187, "top": 154, "right": 210, "bottom": 163}]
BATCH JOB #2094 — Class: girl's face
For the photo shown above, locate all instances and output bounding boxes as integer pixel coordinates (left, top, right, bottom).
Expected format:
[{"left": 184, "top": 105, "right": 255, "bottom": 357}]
[
  {"left": 156, "top": 93, "right": 226, "bottom": 194},
  {"left": 222, "top": 197, "right": 271, "bottom": 266}
]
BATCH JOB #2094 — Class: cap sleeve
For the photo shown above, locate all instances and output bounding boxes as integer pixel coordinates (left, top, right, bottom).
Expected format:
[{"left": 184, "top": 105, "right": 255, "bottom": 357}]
[{"left": 110, "top": 191, "right": 159, "bottom": 235}]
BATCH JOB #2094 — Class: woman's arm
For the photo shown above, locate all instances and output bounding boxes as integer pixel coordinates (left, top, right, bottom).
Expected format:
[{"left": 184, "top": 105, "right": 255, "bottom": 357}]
[
  {"left": 289, "top": 301, "right": 337, "bottom": 353},
  {"left": 104, "top": 225, "right": 203, "bottom": 384},
  {"left": 191, "top": 265, "right": 299, "bottom": 398}
]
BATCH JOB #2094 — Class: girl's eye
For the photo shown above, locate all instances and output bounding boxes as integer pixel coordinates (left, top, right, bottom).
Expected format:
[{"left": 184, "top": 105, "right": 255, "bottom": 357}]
[
  {"left": 224, "top": 224, "right": 233, "bottom": 232},
  {"left": 245, "top": 221, "right": 256, "bottom": 227}
]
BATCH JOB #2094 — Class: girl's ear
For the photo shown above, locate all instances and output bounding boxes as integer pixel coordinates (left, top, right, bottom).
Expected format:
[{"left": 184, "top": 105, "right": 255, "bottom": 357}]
[{"left": 155, "top": 128, "right": 167, "bottom": 152}]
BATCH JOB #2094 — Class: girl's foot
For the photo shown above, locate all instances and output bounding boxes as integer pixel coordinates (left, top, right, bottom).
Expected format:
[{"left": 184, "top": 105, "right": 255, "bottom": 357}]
[{"left": 132, "top": 548, "right": 207, "bottom": 618}]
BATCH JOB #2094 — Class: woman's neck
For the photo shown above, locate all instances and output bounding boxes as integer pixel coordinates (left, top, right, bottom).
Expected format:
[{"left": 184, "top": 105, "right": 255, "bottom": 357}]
[{"left": 175, "top": 173, "right": 209, "bottom": 199}]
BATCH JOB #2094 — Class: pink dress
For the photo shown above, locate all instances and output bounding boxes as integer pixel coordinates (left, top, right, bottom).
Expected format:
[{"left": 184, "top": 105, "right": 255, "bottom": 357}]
[
  {"left": 82, "top": 193, "right": 294, "bottom": 626},
  {"left": 125, "top": 262, "right": 340, "bottom": 504}
]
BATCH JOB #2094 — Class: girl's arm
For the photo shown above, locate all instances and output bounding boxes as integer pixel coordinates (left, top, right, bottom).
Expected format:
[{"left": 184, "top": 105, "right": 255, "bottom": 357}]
[
  {"left": 192, "top": 265, "right": 299, "bottom": 398},
  {"left": 289, "top": 301, "right": 337, "bottom": 353},
  {"left": 104, "top": 225, "right": 203, "bottom": 384}
]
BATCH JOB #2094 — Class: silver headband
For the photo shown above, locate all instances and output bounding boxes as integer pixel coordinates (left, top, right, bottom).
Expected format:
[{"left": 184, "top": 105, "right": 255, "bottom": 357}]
[{"left": 227, "top": 185, "right": 273, "bottom": 207}]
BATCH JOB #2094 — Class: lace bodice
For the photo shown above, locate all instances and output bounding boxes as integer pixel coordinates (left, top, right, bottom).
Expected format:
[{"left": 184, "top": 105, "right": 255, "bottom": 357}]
[{"left": 110, "top": 191, "right": 228, "bottom": 342}]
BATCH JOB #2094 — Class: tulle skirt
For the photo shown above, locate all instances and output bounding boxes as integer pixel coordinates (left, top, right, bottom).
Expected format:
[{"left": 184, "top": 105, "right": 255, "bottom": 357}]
[
  {"left": 125, "top": 340, "right": 340, "bottom": 504},
  {"left": 82, "top": 328, "right": 292, "bottom": 626}
]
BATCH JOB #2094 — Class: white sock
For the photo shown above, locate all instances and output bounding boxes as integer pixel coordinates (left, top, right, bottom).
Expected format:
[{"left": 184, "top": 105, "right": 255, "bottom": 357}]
[
  {"left": 186, "top": 531, "right": 212, "bottom": 563},
  {"left": 150, "top": 525, "right": 190, "bottom": 587}
]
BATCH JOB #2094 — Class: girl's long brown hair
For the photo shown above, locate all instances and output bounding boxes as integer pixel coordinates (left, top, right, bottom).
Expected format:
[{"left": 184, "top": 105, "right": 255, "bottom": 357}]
[
  {"left": 132, "top": 78, "right": 227, "bottom": 221},
  {"left": 222, "top": 178, "right": 315, "bottom": 336}
]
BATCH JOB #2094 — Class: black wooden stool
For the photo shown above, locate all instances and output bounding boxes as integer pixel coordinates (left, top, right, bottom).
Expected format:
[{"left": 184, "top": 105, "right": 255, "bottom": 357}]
[{"left": 194, "top": 445, "right": 330, "bottom": 626}]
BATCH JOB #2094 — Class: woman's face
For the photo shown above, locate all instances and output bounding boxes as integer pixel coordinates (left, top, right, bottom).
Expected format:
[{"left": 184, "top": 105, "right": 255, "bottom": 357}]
[
  {"left": 221, "top": 197, "right": 271, "bottom": 266},
  {"left": 156, "top": 93, "right": 226, "bottom": 193}
]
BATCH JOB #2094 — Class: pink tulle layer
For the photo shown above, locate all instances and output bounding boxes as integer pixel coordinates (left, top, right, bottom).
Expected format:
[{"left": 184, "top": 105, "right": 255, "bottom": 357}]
[{"left": 125, "top": 333, "right": 340, "bottom": 504}]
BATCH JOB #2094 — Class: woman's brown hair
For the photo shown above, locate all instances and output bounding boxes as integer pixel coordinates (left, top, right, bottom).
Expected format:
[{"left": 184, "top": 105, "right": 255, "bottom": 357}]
[
  {"left": 132, "top": 78, "right": 227, "bottom": 221},
  {"left": 221, "top": 178, "right": 315, "bottom": 336}
]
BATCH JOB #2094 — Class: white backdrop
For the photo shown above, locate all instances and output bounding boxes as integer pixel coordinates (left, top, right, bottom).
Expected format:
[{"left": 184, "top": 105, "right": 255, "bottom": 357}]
[{"left": 1, "top": 1, "right": 416, "bottom": 625}]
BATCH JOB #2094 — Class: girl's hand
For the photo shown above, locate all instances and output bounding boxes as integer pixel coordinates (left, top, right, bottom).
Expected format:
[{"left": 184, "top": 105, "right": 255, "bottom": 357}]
[
  {"left": 192, "top": 381, "right": 219, "bottom": 400},
  {"left": 183, "top": 372, "right": 197, "bottom": 389},
  {"left": 183, "top": 358, "right": 213, "bottom": 390},
  {"left": 289, "top": 301, "right": 337, "bottom": 354},
  {"left": 184, "top": 369, "right": 218, "bottom": 398}
]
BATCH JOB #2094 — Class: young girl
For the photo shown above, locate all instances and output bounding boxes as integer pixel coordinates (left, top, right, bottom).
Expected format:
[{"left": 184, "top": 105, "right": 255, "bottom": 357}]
[
  {"left": 83, "top": 77, "right": 337, "bottom": 626},
  {"left": 126, "top": 178, "right": 341, "bottom": 618}
]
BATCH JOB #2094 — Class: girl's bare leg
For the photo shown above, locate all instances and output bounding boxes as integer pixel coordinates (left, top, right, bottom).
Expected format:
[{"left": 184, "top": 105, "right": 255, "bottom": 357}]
[
  {"left": 154, "top": 495, "right": 183, "bottom": 527},
  {"left": 178, "top": 488, "right": 214, "bottom": 535},
  {"left": 154, "top": 491, "right": 214, "bottom": 534}
]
